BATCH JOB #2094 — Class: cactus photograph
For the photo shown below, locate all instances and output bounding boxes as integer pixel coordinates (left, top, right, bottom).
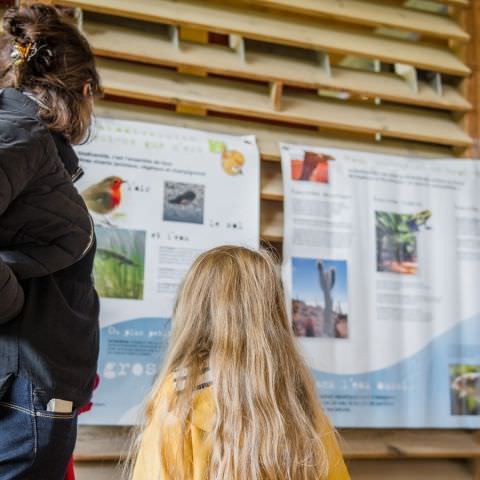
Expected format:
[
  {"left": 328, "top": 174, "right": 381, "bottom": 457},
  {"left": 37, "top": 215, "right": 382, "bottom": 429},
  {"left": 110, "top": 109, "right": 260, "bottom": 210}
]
[
  {"left": 376, "top": 210, "right": 432, "bottom": 275},
  {"left": 291, "top": 257, "right": 348, "bottom": 339}
]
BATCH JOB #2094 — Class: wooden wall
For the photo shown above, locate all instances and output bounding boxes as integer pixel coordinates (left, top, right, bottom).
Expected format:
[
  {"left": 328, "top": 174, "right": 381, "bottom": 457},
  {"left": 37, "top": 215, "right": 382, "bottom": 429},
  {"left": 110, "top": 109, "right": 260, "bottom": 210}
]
[{"left": 2, "top": 0, "right": 480, "bottom": 477}]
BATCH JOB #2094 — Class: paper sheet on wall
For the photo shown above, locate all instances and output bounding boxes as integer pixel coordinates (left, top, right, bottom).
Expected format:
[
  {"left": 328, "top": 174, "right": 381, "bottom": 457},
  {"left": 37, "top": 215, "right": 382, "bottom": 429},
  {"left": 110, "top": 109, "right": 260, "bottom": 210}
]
[
  {"left": 74, "top": 117, "right": 259, "bottom": 425},
  {"left": 281, "top": 143, "right": 480, "bottom": 428}
]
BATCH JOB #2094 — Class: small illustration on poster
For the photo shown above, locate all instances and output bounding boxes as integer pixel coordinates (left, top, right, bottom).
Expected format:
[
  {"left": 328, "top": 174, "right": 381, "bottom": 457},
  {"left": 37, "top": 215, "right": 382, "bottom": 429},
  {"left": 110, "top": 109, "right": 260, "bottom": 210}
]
[
  {"left": 222, "top": 149, "right": 245, "bottom": 176},
  {"left": 209, "top": 140, "right": 246, "bottom": 176},
  {"left": 81, "top": 176, "right": 127, "bottom": 226},
  {"left": 450, "top": 364, "right": 480, "bottom": 416},
  {"left": 163, "top": 181, "right": 205, "bottom": 225},
  {"left": 375, "top": 210, "right": 432, "bottom": 275},
  {"left": 291, "top": 257, "right": 348, "bottom": 339},
  {"left": 291, "top": 151, "right": 333, "bottom": 184},
  {"left": 94, "top": 226, "right": 146, "bottom": 300}
]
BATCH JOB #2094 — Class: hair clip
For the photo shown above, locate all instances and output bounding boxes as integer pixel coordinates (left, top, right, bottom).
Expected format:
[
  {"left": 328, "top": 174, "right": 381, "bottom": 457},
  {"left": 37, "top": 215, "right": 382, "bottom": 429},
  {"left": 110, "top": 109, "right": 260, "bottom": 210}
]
[
  {"left": 10, "top": 42, "right": 33, "bottom": 66},
  {"left": 11, "top": 41, "right": 53, "bottom": 66}
]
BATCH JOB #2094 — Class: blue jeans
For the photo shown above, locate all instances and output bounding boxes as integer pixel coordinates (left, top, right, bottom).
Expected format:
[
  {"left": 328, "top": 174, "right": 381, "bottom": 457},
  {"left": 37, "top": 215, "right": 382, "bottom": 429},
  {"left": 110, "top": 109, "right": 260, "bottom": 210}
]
[{"left": 0, "top": 375, "right": 78, "bottom": 480}]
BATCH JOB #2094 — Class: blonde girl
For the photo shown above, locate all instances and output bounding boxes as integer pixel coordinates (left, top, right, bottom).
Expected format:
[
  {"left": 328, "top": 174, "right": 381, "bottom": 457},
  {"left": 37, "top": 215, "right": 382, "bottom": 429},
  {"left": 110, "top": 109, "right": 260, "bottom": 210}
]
[{"left": 132, "top": 245, "right": 350, "bottom": 480}]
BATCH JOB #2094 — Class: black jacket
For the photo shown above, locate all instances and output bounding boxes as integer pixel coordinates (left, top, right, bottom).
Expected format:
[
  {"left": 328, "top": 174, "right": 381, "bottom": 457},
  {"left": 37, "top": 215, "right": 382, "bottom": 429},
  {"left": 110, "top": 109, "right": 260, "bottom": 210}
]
[{"left": 0, "top": 88, "right": 99, "bottom": 406}]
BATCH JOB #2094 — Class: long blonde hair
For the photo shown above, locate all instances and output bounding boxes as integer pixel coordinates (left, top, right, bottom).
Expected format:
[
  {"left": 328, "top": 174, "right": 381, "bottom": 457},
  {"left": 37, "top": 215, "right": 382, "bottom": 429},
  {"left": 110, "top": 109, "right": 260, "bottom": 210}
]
[{"left": 135, "top": 245, "right": 330, "bottom": 479}]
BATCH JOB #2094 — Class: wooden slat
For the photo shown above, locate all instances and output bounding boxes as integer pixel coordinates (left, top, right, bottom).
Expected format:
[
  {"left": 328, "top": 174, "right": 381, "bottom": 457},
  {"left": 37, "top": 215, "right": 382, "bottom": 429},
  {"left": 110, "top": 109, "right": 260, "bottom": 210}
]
[
  {"left": 75, "top": 426, "right": 131, "bottom": 461},
  {"left": 74, "top": 459, "right": 475, "bottom": 480},
  {"left": 96, "top": 58, "right": 471, "bottom": 147},
  {"left": 94, "top": 100, "right": 453, "bottom": 160},
  {"left": 261, "top": 200, "right": 283, "bottom": 241},
  {"left": 237, "top": 0, "right": 469, "bottom": 42},
  {"left": 84, "top": 19, "right": 471, "bottom": 112},
  {"left": 261, "top": 162, "right": 283, "bottom": 201},
  {"left": 437, "top": 0, "right": 469, "bottom": 6},
  {"left": 75, "top": 461, "right": 122, "bottom": 480},
  {"left": 342, "top": 430, "right": 480, "bottom": 460},
  {"left": 58, "top": 0, "right": 471, "bottom": 76},
  {"left": 75, "top": 426, "right": 480, "bottom": 462},
  {"left": 74, "top": 459, "right": 473, "bottom": 480},
  {"left": 349, "top": 459, "right": 472, "bottom": 480}
]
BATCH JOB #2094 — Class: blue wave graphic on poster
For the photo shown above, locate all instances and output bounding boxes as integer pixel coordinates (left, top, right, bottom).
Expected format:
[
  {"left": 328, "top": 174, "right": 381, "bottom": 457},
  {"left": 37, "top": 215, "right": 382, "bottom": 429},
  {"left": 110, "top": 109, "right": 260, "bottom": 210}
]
[
  {"left": 82, "top": 315, "right": 480, "bottom": 427},
  {"left": 313, "top": 314, "right": 480, "bottom": 428},
  {"left": 80, "top": 317, "right": 171, "bottom": 425}
]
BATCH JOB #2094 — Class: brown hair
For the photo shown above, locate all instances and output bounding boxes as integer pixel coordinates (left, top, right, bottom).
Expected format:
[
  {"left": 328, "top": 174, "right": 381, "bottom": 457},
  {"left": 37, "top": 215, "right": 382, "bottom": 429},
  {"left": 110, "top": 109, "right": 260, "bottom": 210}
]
[{"left": 0, "top": 3, "right": 101, "bottom": 144}]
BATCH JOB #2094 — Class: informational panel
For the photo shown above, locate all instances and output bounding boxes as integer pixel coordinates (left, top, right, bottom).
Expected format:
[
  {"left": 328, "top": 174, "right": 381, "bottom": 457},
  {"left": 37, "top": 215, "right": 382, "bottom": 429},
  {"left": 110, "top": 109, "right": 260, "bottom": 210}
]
[
  {"left": 75, "top": 118, "right": 260, "bottom": 425},
  {"left": 281, "top": 143, "right": 480, "bottom": 428}
]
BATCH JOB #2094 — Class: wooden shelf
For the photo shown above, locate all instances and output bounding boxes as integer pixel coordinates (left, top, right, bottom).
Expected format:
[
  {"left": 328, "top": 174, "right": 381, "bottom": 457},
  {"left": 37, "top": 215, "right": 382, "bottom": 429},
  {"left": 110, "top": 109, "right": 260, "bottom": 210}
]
[
  {"left": 76, "top": 461, "right": 121, "bottom": 480},
  {"left": 95, "top": 100, "right": 453, "bottom": 160},
  {"left": 437, "top": 0, "right": 468, "bottom": 6},
  {"left": 236, "top": 0, "right": 469, "bottom": 42},
  {"left": 74, "top": 426, "right": 131, "bottom": 462},
  {"left": 58, "top": 0, "right": 470, "bottom": 76},
  {"left": 348, "top": 459, "right": 473, "bottom": 480},
  {"left": 341, "top": 429, "right": 480, "bottom": 459},
  {"left": 261, "top": 162, "right": 283, "bottom": 201},
  {"left": 96, "top": 58, "right": 471, "bottom": 148},
  {"left": 84, "top": 19, "right": 471, "bottom": 112},
  {"left": 261, "top": 199, "right": 283, "bottom": 242},
  {"left": 75, "top": 458, "right": 475, "bottom": 480},
  {"left": 75, "top": 425, "right": 480, "bottom": 461}
]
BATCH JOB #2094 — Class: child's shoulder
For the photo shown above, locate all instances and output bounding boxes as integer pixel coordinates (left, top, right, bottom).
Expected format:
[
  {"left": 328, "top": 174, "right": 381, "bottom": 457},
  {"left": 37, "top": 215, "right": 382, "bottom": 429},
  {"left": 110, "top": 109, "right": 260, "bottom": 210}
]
[{"left": 162, "top": 369, "right": 214, "bottom": 433}]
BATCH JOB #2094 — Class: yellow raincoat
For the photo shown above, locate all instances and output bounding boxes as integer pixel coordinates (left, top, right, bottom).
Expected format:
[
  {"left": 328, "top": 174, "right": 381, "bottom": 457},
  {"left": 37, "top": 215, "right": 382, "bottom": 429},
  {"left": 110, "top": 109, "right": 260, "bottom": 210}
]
[{"left": 133, "top": 378, "right": 350, "bottom": 480}]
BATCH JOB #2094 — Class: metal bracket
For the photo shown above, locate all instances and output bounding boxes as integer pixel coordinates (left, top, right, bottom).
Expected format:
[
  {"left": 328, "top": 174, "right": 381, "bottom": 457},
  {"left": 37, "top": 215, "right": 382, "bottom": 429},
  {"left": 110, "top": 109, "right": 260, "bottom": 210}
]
[
  {"left": 373, "top": 59, "right": 382, "bottom": 105},
  {"left": 229, "top": 34, "right": 246, "bottom": 63},
  {"left": 395, "top": 63, "right": 418, "bottom": 94},
  {"left": 317, "top": 51, "right": 332, "bottom": 78},
  {"left": 169, "top": 25, "right": 180, "bottom": 51},
  {"left": 430, "top": 72, "right": 443, "bottom": 96},
  {"left": 270, "top": 81, "right": 283, "bottom": 111},
  {"left": 74, "top": 7, "right": 84, "bottom": 32}
]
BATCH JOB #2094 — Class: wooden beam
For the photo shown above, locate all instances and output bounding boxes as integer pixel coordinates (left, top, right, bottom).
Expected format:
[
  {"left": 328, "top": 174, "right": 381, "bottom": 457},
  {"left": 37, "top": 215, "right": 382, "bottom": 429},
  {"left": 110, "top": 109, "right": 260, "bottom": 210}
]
[
  {"left": 75, "top": 425, "right": 480, "bottom": 463},
  {"left": 462, "top": 0, "right": 480, "bottom": 157},
  {"left": 75, "top": 461, "right": 122, "bottom": 480},
  {"left": 179, "top": 25, "right": 208, "bottom": 44},
  {"left": 94, "top": 99, "right": 453, "bottom": 160},
  {"left": 84, "top": 19, "right": 470, "bottom": 111},
  {"left": 237, "top": 0, "right": 470, "bottom": 42},
  {"left": 269, "top": 81, "right": 283, "bottom": 112},
  {"left": 57, "top": 0, "right": 471, "bottom": 76},
  {"left": 96, "top": 58, "right": 472, "bottom": 147},
  {"left": 348, "top": 459, "right": 472, "bottom": 480}
]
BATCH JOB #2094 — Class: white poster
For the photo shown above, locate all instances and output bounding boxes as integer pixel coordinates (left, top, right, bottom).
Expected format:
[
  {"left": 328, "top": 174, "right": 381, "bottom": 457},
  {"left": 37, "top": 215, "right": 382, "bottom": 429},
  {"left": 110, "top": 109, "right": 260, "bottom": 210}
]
[
  {"left": 75, "top": 118, "right": 259, "bottom": 425},
  {"left": 281, "top": 143, "right": 480, "bottom": 428}
]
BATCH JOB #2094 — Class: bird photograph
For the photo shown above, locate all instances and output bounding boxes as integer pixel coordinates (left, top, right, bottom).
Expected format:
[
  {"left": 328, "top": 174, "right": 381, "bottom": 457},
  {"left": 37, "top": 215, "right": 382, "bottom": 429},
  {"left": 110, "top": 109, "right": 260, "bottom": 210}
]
[
  {"left": 81, "top": 176, "right": 126, "bottom": 226},
  {"left": 168, "top": 190, "right": 196, "bottom": 206},
  {"left": 163, "top": 181, "right": 205, "bottom": 225}
]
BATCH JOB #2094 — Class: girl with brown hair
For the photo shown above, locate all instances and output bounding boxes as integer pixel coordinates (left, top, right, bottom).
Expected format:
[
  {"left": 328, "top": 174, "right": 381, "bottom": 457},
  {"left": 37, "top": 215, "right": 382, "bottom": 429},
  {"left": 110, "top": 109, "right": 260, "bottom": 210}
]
[
  {"left": 0, "top": 4, "right": 101, "bottom": 479},
  {"left": 132, "top": 246, "right": 350, "bottom": 480}
]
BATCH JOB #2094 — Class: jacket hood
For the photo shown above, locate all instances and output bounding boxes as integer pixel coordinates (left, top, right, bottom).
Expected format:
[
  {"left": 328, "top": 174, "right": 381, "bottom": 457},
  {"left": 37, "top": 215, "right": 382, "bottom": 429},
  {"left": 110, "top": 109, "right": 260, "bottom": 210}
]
[{"left": 0, "top": 88, "right": 83, "bottom": 182}]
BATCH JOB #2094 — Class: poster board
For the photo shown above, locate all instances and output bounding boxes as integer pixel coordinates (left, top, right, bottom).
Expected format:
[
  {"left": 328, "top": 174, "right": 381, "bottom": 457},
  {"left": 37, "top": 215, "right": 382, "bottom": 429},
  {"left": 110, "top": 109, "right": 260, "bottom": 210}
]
[
  {"left": 75, "top": 118, "right": 260, "bottom": 425},
  {"left": 281, "top": 143, "right": 480, "bottom": 428}
]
